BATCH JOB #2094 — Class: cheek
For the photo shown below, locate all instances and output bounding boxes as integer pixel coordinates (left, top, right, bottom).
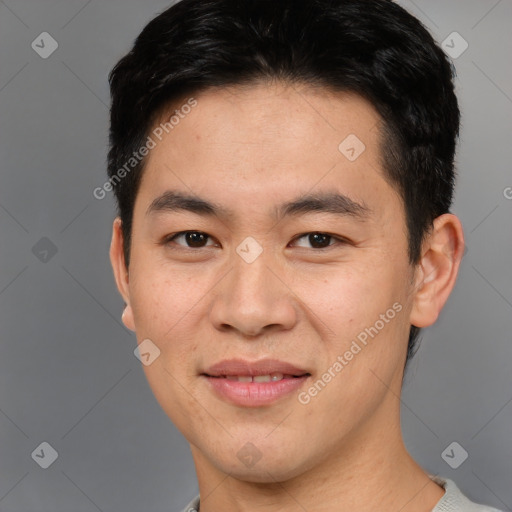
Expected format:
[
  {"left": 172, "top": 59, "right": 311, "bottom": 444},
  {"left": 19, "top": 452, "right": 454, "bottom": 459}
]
[
  {"left": 127, "top": 268, "right": 206, "bottom": 422},
  {"left": 129, "top": 261, "right": 207, "bottom": 333},
  {"left": 298, "top": 263, "right": 396, "bottom": 334},
  {"left": 299, "top": 262, "right": 408, "bottom": 390}
]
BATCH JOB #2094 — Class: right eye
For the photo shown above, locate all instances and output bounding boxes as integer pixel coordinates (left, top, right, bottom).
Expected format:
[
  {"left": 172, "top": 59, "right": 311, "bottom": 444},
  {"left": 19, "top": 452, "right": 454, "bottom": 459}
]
[{"left": 163, "top": 231, "right": 218, "bottom": 249}]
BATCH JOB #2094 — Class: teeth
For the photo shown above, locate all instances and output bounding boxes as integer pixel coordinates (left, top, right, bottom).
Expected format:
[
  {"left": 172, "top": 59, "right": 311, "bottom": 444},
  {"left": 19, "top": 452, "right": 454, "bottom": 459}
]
[
  {"left": 226, "top": 375, "right": 253, "bottom": 382},
  {"left": 254, "top": 373, "right": 284, "bottom": 382},
  {"left": 225, "top": 372, "right": 286, "bottom": 382}
]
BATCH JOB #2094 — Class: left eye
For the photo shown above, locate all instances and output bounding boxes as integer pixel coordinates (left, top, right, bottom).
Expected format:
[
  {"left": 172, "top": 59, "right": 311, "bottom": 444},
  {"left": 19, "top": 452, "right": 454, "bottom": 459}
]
[{"left": 291, "top": 232, "right": 340, "bottom": 249}]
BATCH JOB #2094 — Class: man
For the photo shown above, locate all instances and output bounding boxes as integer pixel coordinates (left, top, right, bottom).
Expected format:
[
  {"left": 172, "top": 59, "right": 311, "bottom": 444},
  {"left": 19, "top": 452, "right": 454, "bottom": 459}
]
[{"left": 107, "top": 0, "right": 503, "bottom": 510}]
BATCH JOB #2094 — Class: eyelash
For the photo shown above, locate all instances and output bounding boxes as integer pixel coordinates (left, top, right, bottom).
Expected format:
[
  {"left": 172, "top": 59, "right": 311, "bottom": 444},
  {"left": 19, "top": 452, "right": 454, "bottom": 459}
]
[{"left": 162, "top": 231, "right": 348, "bottom": 250}]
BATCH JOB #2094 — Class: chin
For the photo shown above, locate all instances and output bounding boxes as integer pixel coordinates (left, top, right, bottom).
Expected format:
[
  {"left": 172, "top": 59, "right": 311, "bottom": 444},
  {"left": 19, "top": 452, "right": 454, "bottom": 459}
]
[
  {"left": 212, "top": 448, "right": 311, "bottom": 484},
  {"left": 227, "top": 465, "right": 305, "bottom": 484}
]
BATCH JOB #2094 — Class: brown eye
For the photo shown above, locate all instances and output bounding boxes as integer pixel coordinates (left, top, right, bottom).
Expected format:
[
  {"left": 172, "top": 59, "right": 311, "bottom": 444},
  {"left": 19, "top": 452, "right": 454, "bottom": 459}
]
[
  {"left": 308, "top": 233, "right": 332, "bottom": 248},
  {"left": 292, "top": 232, "right": 337, "bottom": 249},
  {"left": 166, "top": 231, "right": 215, "bottom": 248}
]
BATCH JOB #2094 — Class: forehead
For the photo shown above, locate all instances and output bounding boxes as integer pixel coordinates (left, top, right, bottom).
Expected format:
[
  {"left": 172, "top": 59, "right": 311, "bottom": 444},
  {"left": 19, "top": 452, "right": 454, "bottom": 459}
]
[
  {"left": 152, "top": 82, "right": 381, "bottom": 154},
  {"left": 135, "top": 82, "right": 401, "bottom": 227}
]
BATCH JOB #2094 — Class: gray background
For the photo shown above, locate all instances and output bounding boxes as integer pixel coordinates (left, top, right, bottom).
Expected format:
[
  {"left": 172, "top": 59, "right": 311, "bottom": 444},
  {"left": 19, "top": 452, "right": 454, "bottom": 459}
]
[{"left": 0, "top": 0, "right": 511, "bottom": 511}]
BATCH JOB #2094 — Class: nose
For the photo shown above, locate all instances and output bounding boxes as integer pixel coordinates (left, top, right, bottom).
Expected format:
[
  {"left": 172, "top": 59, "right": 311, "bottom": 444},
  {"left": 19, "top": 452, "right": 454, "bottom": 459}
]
[{"left": 209, "top": 249, "right": 298, "bottom": 337}]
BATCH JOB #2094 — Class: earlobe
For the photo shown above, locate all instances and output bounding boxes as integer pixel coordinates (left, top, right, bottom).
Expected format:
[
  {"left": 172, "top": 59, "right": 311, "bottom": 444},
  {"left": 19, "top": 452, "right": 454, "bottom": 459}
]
[
  {"left": 121, "top": 304, "right": 136, "bottom": 331},
  {"left": 109, "top": 217, "right": 135, "bottom": 331},
  {"left": 409, "top": 213, "right": 465, "bottom": 328}
]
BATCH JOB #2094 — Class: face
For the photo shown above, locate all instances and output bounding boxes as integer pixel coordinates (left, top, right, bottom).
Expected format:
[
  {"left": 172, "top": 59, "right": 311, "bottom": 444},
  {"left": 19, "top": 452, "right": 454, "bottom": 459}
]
[{"left": 112, "top": 82, "right": 421, "bottom": 482}]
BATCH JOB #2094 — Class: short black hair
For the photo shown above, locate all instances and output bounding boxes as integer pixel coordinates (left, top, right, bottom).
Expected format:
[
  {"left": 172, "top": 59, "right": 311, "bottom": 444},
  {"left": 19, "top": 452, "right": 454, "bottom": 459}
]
[{"left": 107, "top": 0, "right": 460, "bottom": 369}]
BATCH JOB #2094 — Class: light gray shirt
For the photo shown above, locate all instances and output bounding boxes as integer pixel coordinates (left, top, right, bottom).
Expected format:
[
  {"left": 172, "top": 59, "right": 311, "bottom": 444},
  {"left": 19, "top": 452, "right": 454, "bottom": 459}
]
[{"left": 180, "top": 474, "right": 504, "bottom": 512}]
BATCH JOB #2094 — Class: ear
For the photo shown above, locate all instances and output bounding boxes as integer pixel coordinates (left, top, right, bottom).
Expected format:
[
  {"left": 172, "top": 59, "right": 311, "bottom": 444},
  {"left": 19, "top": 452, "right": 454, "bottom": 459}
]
[
  {"left": 109, "top": 217, "right": 135, "bottom": 331},
  {"left": 409, "top": 213, "right": 465, "bottom": 328}
]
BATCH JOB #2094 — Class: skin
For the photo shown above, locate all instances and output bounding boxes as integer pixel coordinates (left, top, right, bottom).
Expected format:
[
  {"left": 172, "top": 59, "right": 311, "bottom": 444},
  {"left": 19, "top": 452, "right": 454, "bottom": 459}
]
[{"left": 110, "top": 81, "right": 465, "bottom": 512}]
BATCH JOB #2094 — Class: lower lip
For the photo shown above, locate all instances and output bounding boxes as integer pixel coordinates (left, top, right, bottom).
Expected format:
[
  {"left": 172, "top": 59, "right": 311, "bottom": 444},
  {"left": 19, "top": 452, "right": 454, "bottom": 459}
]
[{"left": 202, "top": 375, "right": 311, "bottom": 407}]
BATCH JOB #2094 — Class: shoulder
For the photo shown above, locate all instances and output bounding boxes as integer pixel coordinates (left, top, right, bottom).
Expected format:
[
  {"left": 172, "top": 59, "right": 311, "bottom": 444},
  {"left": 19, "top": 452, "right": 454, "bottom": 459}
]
[
  {"left": 179, "top": 478, "right": 505, "bottom": 512},
  {"left": 179, "top": 494, "right": 200, "bottom": 512},
  {"left": 430, "top": 474, "right": 504, "bottom": 512}
]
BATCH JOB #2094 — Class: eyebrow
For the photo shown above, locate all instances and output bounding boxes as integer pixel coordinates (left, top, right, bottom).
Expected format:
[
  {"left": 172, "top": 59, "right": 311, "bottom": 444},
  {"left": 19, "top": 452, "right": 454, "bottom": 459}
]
[
  {"left": 277, "top": 192, "right": 371, "bottom": 220},
  {"left": 145, "top": 190, "right": 371, "bottom": 221}
]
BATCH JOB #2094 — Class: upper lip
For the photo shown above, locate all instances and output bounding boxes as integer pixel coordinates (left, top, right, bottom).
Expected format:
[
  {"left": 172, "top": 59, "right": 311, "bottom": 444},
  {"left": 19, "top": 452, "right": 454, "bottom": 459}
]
[{"left": 202, "top": 358, "right": 310, "bottom": 377}]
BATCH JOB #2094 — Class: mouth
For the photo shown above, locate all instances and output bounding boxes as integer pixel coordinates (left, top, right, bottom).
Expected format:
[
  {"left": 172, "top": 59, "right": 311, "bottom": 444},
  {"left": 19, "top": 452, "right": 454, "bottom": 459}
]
[
  {"left": 200, "top": 358, "right": 312, "bottom": 406},
  {"left": 201, "top": 372, "right": 312, "bottom": 407},
  {"left": 202, "top": 357, "right": 311, "bottom": 379},
  {"left": 202, "top": 372, "right": 311, "bottom": 382}
]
